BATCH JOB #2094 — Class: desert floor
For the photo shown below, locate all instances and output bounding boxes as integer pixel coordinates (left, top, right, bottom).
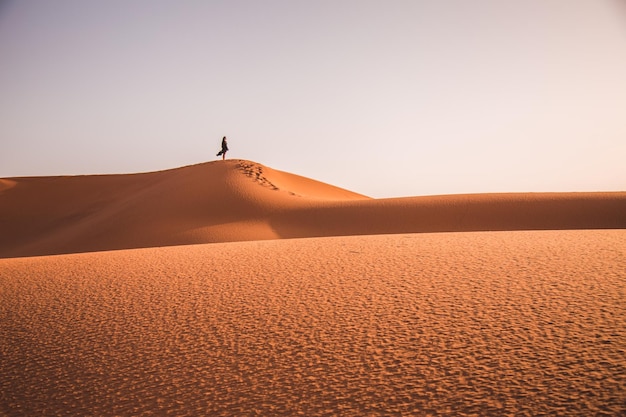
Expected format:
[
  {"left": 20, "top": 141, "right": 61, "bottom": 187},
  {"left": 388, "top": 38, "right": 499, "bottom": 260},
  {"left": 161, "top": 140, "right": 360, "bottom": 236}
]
[{"left": 1, "top": 230, "right": 624, "bottom": 416}]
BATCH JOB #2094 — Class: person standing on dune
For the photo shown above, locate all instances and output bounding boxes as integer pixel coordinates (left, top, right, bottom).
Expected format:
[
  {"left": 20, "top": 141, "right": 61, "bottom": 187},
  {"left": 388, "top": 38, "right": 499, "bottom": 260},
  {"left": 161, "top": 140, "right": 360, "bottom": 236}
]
[{"left": 216, "top": 136, "right": 229, "bottom": 160}]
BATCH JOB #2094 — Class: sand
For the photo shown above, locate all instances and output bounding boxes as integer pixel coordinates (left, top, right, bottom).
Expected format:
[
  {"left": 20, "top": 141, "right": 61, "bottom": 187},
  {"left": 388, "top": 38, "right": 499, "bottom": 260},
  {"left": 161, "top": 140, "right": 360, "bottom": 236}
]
[
  {"left": 1, "top": 160, "right": 624, "bottom": 258},
  {"left": 1, "top": 160, "right": 625, "bottom": 415},
  {"left": 1, "top": 231, "right": 624, "bottom": 415}
]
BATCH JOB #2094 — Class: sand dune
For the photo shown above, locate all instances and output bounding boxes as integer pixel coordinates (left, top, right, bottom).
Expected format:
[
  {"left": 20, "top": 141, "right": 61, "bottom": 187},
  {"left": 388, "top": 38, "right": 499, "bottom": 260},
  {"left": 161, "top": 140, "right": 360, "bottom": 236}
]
[
  {"left": 1, "top": 160, "right": 624, "bottom": 258},
  {"left": 0, "top": 160, "right": 366, "bottom": 258},
  {"left": 1, "top": 230, "right": 624, "bottom": 415},
  {"left": 1, "top": 160, "right": 625, "bottom": 415}
]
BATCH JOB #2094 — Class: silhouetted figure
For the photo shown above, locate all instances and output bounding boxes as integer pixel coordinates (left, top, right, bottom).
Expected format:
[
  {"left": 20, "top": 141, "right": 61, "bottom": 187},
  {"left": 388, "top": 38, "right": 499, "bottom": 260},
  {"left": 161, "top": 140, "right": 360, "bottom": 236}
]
[{"left": 216, "top": 136, "right": 229, "bottom": 160}]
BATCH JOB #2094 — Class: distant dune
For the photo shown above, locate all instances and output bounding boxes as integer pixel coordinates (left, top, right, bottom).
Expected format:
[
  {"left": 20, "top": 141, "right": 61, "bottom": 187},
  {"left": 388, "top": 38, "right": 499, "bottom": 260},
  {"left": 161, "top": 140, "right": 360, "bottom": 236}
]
[{"left": 0, "top": 159, "right": 624, "bottom": 258}]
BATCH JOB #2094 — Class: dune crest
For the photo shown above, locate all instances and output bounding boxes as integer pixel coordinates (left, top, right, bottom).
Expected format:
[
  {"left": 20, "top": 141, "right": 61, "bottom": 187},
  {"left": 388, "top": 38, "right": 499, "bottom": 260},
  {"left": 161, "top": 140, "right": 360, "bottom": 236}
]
[{"left": 0, "top": 160, "right": 624, "bottom": 258}]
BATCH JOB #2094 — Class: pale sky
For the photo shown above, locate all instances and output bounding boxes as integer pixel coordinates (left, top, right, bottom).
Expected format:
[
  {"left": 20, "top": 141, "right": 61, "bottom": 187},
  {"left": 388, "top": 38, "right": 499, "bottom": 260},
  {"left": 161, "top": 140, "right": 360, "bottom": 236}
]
[{"left": 1, "top": 0, "right": 625, "bottom": 198}]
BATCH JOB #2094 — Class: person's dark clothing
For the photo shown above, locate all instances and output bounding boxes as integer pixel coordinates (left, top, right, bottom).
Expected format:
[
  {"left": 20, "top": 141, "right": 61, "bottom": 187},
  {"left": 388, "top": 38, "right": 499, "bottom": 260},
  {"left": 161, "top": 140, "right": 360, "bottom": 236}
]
[{"left": 217, "top": 138, "right": 229, "bottom": 157}]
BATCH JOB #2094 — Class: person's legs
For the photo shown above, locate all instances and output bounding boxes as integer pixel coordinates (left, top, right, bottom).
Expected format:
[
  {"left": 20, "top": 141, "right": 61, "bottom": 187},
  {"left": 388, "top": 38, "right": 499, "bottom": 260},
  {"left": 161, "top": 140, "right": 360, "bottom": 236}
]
[{"left": 222, "top": 151, "right": 226, "bottom": 160}]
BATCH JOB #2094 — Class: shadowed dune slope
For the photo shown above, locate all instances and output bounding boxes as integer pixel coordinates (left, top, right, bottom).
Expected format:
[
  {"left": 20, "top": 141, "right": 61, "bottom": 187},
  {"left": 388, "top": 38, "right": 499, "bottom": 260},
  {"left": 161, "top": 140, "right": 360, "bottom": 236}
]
[{"left": 1, "top": 159, "right": 625, "bottom": 257}]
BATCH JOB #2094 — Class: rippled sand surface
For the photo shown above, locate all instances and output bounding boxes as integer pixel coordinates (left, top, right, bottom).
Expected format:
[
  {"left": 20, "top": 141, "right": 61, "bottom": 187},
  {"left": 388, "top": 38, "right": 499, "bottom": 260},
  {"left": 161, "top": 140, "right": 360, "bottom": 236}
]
[{"left": 1, "top": 230, "right": 625, "bottom": 416}]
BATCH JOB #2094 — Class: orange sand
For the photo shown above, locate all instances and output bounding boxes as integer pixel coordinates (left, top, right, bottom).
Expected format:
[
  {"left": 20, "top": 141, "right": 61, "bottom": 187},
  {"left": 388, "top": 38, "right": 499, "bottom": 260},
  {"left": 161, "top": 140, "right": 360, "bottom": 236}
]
[
  {"left": 1, "top": 231, "right": 624, "bottom": 415},
  {"left": 1, "top": 160, "right": 624, "bottom": 258},
  {"left": 1, "top": 160, "right": 625, "bottom": 415}
]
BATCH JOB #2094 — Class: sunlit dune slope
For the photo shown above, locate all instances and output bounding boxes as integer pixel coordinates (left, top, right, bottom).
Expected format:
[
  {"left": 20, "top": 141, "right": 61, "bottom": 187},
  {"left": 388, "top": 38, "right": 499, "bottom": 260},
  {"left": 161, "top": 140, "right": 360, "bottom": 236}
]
[
  {"left": 1, "top": 230, "right": 624, "bottom": 415},
  {"left": 0, "top": 160, "right": 365, "bottom": 258},
  {"left": 0, "top": 159, "right": 625, "bottom": 257}
]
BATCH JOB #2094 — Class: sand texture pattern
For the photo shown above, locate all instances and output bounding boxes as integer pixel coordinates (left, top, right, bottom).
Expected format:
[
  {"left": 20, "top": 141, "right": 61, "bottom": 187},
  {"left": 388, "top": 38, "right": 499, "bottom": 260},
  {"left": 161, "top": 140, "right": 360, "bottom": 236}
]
[
  {"left": 1, "top": 230, "right": 625, "bottom": 416},
  {"left": 1, "top": 160, "right": 625, "bottom": 258}
]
